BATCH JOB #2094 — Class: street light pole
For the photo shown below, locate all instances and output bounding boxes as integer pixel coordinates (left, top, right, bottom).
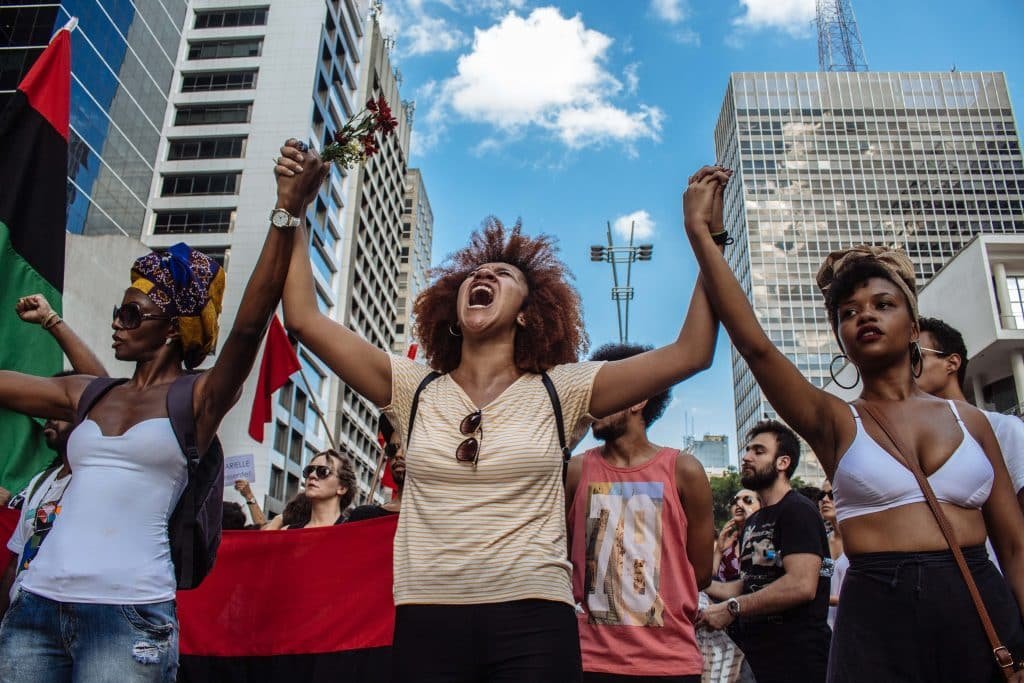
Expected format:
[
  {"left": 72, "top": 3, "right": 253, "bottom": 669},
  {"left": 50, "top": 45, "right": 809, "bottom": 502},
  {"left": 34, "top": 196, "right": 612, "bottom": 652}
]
[{"left": 590, "top": 222, "right": 654, "bottom": 344}]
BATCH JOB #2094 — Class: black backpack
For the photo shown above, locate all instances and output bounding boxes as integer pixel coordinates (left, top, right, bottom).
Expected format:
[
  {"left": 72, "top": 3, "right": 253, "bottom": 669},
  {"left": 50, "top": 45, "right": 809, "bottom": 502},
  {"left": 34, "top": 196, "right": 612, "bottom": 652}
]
[
  {"left": 75, "top": 374, "right": 224, "bottom": 589},
  {"left": 407, "top": 370, "right": 572, "bottom": 481}
]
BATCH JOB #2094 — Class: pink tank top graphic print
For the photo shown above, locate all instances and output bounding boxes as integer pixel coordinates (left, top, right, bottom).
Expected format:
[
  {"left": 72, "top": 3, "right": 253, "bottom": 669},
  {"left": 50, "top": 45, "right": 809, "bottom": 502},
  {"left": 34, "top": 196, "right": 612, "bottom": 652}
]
[{"left": 569, "top": 447, "right": 702, "bottom": 677}]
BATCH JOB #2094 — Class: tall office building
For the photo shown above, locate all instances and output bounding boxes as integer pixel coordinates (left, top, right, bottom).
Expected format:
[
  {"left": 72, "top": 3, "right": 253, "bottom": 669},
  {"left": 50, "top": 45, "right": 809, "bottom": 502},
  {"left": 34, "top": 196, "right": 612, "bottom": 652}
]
[
  {"left": 391, "top": 167, "right": 433, "bottom": 355},
  {"left": 715, "top": 72, "right": 1024, "bottom": 480},
  {"left": 145, "top": 0, "right": 383, "bottom": 515},
  {"left": 0, "top": 0, "right": 187, "bottom": 236},
  {"left": 684, "top": 434, "right": 730, "bottom": 475},
  {"left": 334, "top": 18, "right": 415, "bottom": 501}
]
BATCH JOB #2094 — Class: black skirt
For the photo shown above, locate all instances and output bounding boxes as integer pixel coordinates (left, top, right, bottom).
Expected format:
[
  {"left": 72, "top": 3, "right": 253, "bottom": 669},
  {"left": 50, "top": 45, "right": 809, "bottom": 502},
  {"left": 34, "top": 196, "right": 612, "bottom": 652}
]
[{"left": 828, "top": 545, "right": 1024, "bottom": 683}]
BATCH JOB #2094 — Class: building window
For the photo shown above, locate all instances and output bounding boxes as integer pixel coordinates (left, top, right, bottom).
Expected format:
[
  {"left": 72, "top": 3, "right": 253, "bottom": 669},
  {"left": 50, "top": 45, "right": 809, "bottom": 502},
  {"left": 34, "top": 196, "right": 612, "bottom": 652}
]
[
  {"left": 161, "top": 172, "right": 240, "bottom": 196},
  {"left": 270, "top": 465, "right": 284, "bottom": 499},
  {"left": 273, "top": 420, "right": 288, "bottom": 455},
  {"left": 168, "top": 136, "right": 246, "bottom": 160},
  {"left": 194, "top": 7, "right": 268, "bottom": 29},
  {"left": 154, "top": 209, "right": 234, "bottom": 234},
  {"left": 181, "top": 70, "right": 257, "bottom": 92},
  {"left": 289, "top": 429, "right": 303, "bottom": 464},
  {"left": 187, "top": 39, "right": 263, "bottom": 61},
  {"left": 1006, "top": 276, "right": 1024, "bottom": 328},
  {"left": 174, "top": 103, "right": 252, "bottom": 126}
]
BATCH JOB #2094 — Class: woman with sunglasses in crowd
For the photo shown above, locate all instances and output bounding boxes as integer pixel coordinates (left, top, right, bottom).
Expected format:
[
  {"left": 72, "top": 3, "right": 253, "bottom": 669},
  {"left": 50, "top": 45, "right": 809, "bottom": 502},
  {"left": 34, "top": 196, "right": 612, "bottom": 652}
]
[
  {"left": 278, "top": 169, "right": 727, "bottom": 681},
  {"left": 276, "top": 449, "right": 357, "bottom": 529},
  {"left": 713, "top": 489, "right": 761, "bottom": 582},
  {"left": 684, "top": 167, "right": 1024, "bottom": 681},
  {"left": 0, "top": 140, "right": 326, "bottom": 682}
]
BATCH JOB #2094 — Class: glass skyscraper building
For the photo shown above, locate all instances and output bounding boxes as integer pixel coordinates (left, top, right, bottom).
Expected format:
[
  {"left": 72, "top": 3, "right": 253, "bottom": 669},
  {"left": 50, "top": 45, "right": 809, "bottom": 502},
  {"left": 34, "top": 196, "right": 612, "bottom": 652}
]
[
  {"left": 714, "top": 72, "right": 1024, "bottom": 478},
  {"left": 0, "top": 1, "right": 187, "bottom": 236}
]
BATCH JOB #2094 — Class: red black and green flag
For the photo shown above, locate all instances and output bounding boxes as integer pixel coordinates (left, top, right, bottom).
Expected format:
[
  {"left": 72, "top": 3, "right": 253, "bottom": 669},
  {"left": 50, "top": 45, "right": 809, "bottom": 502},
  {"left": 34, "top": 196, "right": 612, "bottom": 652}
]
[
  {"left": 177, "top": 515, "right": 397, "bottom": 681},
  {"left": 0, "top": 23, "right": 71, "bottom": 502}
]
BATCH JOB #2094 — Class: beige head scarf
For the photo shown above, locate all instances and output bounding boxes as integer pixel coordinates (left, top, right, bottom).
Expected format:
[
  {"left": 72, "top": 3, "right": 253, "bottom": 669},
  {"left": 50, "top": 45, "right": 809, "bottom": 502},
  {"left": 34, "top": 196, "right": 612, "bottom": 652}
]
[{"left": 815, "top": 245, "right": 919, "bottom": 324}]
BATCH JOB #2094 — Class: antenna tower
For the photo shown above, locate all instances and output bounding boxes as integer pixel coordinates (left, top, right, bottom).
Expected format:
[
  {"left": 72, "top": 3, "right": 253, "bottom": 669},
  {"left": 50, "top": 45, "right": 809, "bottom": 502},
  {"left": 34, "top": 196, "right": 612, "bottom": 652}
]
[{"left": 816, "top": 0, "right": 868, "bottom": 72}]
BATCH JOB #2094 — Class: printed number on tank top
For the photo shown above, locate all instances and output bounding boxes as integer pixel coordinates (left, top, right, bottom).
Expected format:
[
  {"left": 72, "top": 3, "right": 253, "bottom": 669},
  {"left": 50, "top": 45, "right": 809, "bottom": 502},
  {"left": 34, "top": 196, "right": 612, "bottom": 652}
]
[{"left": 584, "top": 482, "right": 665, "bottom": 626}]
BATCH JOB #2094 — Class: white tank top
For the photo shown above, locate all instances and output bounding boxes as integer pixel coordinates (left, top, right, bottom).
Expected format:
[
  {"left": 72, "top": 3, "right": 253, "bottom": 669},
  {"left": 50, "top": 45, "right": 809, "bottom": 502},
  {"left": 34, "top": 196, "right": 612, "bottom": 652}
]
[{"left": 21, "top": 418, "right": 188, "bottom": 604}]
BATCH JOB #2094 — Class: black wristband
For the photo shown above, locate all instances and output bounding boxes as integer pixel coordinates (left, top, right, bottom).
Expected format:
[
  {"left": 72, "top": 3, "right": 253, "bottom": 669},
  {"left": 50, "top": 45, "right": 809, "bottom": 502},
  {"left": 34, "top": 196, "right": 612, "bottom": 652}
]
[{"left": 711, "top": 230, "right": 734, "bottom": 246}]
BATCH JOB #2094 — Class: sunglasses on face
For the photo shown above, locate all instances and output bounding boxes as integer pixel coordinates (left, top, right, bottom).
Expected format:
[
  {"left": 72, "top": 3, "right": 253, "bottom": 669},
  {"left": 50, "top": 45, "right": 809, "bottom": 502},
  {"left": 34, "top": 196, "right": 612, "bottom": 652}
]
[
  {"left": 731, "top": 495, "right": 755, "bottom": 507},
  {"left": 384, "top": 443, "right": 400, "bottom": 459},
  {"left": 456, "top": 410, "right": 482, "bottom": 466},
  {"left": 302, "top": 465, "right": 333, "bottom": 480},
  {"left": 919, "top": 346, "right": 950, "bottom": 358},
  {"left": 112, "top": 302, "right": 170, "bottom": 330},
  {"left": 818, "top": 490, "right": 835, "bottom": 502}
]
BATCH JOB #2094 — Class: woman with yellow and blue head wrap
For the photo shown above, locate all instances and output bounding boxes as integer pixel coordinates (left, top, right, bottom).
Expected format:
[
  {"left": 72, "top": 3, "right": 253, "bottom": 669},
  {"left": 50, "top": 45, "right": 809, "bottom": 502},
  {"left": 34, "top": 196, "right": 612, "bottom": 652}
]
[
  {"left": 128, "top": 242, "right": 226, "bottom": 369},
  {"left": 0, "top": 138, "right": 328, "bottom": 681}
]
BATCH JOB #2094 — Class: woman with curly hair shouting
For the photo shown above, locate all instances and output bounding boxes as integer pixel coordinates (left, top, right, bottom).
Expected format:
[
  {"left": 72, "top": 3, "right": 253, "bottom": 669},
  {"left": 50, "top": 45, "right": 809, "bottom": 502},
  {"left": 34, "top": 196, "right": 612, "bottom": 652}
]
[{"left": 279, "top": 168, "right": 729, "bottom": 682}]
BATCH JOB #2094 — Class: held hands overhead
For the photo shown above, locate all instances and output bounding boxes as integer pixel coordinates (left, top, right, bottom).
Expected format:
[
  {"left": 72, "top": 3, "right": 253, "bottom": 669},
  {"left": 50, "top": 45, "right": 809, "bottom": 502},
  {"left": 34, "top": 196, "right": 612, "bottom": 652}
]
[
  {"left": 683, "top": 165, "right": 733, "bottom": 238},
  {"left": 273, "top": 139, "right": 330, "bottom": 215}
]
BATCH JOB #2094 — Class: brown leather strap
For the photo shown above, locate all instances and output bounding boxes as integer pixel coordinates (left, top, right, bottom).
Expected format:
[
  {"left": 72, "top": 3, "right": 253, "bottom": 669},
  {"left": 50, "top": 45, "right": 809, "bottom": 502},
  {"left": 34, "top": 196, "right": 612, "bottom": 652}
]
[{"left": 858, "top": 401, "right": 1017, "bottom": 678}]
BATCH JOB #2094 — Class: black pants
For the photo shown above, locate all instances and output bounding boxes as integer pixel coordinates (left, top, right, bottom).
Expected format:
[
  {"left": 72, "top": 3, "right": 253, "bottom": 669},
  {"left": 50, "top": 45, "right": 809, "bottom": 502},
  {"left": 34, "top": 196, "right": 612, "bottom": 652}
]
[
  {"left": 731, "top": 619, "right": 830, "bottom": 683},
  {"left": 828, "top": 546, "right": 1024, "bottom": 682},
  {"left": 583, "top": 674, "right": 700, "bottom": 682},
  {"left": 391, "top": 599, "right": 581, "bottom": 683}
]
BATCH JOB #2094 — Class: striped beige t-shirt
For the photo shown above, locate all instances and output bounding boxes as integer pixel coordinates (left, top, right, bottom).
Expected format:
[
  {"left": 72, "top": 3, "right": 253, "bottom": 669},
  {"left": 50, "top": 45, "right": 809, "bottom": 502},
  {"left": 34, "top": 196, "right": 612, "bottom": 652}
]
[{"left": 384, "top": 355, "right": 605, "bottom": 606}]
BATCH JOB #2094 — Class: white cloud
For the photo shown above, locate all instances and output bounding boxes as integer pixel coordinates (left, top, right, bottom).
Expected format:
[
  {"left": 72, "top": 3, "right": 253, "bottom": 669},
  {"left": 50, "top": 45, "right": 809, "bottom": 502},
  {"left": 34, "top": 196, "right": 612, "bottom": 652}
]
[
  {"left": 435, "top": 7, "right": 662, "bottom": 152},
  {"left": 651, "top": 0, "right": 686, "bottom": 24},
  {"left": 612, "top": 210, "right": 656, "bottom": 241},
  {"left": 404, "top": 15, "right": 468, "bottom": 54},
  {"left": 623, "top": 62, "right": 639, "bottom": 95},
  {"left": 732, "top": 0, "right": 816, "bottom": 37},
  {"left": 378, "top": 1, "right": 468, "bottom": 57}
]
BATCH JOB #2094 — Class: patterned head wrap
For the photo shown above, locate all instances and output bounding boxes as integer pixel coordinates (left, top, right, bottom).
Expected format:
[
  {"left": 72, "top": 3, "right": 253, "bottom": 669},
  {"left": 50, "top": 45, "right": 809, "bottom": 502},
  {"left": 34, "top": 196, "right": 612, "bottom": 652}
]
[
  {"left": 130, "top": 243, "right": 225, "bottom": 368},
  {"left": 815, "top": 245, "right": 918, "bottom": 326}
]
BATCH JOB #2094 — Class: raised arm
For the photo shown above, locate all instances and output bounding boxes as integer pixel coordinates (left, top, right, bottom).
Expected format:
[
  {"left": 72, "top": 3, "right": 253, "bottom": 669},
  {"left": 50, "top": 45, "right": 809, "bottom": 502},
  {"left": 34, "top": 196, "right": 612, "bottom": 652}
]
[
  {"left": 194, "top": 140, "right": 327, "bottom": 449},
  {"left": 682, "top": 166, "right": 846, "bottom": 471},
  {"left": 0, "top": 371, "right": 87, "bottom": 421},
  {"left": 589, "top": 171, "right": 723, "bottom": 418},
  {"left": 16, "top": 294, "right": 107, "bottom": 377},
  {"left": 280, "top": 182, "right": 391, "bottom": 408}
]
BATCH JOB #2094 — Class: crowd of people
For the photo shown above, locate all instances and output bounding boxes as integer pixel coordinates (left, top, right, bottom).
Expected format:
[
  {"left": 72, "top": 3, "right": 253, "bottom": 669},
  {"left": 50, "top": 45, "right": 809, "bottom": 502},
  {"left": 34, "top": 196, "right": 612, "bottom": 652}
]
[{"left": 0, "top": 140, "right": 1022, "bottom": 683}]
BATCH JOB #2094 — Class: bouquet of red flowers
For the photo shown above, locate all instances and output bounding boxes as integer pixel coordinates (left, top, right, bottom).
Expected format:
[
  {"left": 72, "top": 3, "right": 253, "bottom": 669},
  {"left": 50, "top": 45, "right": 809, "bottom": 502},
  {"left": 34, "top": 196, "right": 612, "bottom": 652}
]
[{"left": 321, "top": 96, "right": 399, "bottom": 168}]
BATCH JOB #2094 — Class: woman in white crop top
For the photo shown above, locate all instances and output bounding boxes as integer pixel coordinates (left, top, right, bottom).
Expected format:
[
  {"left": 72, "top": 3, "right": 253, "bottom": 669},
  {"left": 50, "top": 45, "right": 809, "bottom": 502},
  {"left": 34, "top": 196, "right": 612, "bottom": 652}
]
[
  {"left": 277, "top": 168, "right": 730, "bottom": 681},
  {"left": 686, "top": 190, "right": 1024, "bottom": 682},
  {"left": 0, "top": 140, "right": 327, "bottom": 683}
]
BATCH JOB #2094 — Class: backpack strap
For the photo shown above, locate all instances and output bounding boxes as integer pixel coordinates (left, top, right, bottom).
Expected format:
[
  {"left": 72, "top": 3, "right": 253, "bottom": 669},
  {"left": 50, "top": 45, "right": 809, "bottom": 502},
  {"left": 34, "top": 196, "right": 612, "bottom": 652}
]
[
  {"left": 540, "top": 371, "right": 571, "bottom": 483},
  {"left": 166, "top": 373, "right": 201, "bottom": 588},
  {"left": 74, "top": 377, "right": 128, "bottom": 427},
  {"left": 407, "top": 371, "right": 442, "bottom": 441},
  {"left": 166, "top": 373, "right": 202, "bottom": 467}
]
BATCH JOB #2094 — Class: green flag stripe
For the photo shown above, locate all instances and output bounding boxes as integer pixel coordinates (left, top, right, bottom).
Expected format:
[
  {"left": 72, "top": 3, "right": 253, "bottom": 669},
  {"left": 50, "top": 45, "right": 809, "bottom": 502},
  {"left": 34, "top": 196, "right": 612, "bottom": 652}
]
[{"left": 0, "top": 220, "right": 63, "bottom": 493}]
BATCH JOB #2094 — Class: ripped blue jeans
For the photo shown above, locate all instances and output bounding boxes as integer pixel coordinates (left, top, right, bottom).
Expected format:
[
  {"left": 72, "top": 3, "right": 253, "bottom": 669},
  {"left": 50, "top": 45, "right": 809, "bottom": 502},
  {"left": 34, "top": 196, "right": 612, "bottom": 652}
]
[{"left": 0, "top": 590, "right": 178, "bottom": 683}]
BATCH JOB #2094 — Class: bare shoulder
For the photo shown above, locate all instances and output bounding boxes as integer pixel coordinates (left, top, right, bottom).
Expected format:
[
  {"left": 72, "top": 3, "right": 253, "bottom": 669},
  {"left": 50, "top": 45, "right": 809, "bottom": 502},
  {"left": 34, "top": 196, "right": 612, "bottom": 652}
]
[
  {"left": 952, "top": 399, "right": 997, "bottom": 441},
  {"left": 674, "top": 450, "right": 706, "bottom": 480}
]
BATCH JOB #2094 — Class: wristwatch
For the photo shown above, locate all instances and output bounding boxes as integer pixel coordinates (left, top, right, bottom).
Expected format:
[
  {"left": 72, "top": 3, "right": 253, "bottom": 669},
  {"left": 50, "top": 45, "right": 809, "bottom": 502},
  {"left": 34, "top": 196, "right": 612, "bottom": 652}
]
[
  {"left": 246, "top": 499, "right": 257, "bottom": 505},
  {"left": 269, "top": 208, "right": 300, "bottom": 229},
  {"left": 726, "top": 597, "right": 741, "bottom": 618}
]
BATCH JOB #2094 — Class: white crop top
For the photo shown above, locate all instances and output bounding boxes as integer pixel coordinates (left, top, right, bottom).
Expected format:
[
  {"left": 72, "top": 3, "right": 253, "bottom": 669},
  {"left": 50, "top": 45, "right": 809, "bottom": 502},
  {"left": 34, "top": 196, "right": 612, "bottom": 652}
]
[
  {"left": 20, "top": 418, "right": 188, "bottom": 604},
  {"left": 833, "top": 401, "right": 993, "bottom": 523}
]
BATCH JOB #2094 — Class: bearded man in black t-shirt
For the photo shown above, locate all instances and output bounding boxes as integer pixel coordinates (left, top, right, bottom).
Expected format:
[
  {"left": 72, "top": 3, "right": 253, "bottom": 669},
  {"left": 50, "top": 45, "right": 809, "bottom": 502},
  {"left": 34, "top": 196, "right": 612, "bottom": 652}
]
[{"left": 701, "top": 420, "right": 832, "bottom": 683}]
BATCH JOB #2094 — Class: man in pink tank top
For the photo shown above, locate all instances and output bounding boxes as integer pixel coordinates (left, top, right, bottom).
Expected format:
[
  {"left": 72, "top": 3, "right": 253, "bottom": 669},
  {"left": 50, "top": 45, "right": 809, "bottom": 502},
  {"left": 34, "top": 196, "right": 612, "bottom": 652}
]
[{"left": 567, "top": 343, "right": 715, "bottom": 683}]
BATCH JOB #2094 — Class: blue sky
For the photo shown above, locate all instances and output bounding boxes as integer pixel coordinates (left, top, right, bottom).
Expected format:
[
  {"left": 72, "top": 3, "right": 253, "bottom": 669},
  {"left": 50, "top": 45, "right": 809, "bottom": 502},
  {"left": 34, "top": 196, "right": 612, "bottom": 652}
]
[{"left": 382, "top": 0, "right": 1024, "bottom": 461}]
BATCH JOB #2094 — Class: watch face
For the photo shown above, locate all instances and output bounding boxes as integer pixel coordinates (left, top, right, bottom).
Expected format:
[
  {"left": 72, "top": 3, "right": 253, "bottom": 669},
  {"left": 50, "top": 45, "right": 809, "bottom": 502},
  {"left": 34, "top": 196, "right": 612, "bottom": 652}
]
[{"left": 271, "top": 210, "right": 288, "bottom": 227}]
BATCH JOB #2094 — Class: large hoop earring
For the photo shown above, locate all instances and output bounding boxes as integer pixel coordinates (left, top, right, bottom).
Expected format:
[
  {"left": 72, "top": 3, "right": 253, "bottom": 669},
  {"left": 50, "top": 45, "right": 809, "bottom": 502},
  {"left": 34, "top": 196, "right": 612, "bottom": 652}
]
[
  {"left": 448, "top": 322, "right": 461, "bottom": 337},
  {"left": 911, "top": 341, "right": 923, "bottom": 378},
  {"left": 830, "top": 353, "right": 860, "bottom": 390}
]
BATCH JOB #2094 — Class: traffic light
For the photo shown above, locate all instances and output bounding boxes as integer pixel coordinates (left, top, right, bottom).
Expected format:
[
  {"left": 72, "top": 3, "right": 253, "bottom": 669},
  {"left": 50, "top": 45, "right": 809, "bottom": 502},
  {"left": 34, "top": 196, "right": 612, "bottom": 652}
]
[
  {"left": 637, "top": 244, "right": 654, "bottom": 261},
  {"left": 590, "top": 245, "right": 606, "bottom": 262}
]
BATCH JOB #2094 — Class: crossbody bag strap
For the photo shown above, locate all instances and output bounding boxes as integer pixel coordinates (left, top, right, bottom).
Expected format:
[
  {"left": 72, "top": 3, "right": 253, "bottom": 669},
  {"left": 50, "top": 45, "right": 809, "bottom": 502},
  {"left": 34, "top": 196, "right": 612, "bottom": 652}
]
[
  {"left": 858, "top": 401, "right": 1017, "bottom": 678},
  {"left": 540, "top": 371, "right": 571, "bottom": 483},
  {"left": 407, "top": 371, "right": 442, "bottom": 443}
]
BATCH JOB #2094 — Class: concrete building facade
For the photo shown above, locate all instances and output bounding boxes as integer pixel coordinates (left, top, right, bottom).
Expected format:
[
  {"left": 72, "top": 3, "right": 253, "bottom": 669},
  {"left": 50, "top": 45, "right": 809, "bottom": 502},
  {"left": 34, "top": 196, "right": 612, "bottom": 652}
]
[
  {"left": 391, "top": 167, "right": 433, "bottom": 355},
  {"left": 144, "top": 0, "right": 379, "bottom": 515},
  {"left": 714, "top": 71, "right": 1024, "bottom": 482}
]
